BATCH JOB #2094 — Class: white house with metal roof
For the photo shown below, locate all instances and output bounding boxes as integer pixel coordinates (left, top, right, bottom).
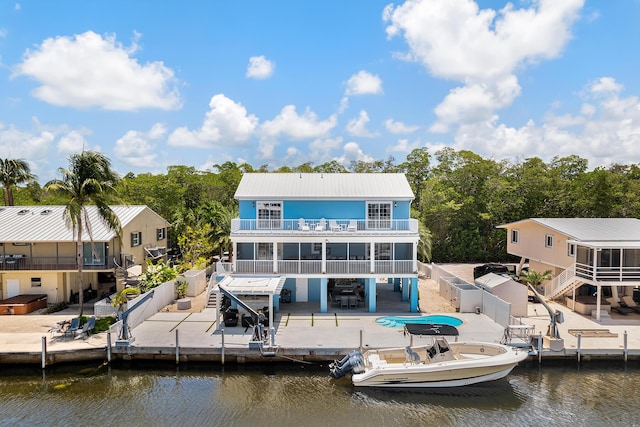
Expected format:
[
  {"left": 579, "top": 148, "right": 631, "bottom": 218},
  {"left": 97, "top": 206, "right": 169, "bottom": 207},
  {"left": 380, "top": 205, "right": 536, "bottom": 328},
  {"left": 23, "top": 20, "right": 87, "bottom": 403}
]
[
  {"left": 498, "top": 218, "right": 640, "bottom": 320},
  {"left": 227, "top": 173, "right": 420, "bottom": 314},
  {"left": 0, "top": 205, "right": 170, "bottom": 306}
]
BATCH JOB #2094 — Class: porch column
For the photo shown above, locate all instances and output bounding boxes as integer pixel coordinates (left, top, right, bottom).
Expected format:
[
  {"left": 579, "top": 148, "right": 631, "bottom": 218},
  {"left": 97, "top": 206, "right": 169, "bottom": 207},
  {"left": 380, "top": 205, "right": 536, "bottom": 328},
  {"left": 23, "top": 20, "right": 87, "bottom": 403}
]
[
  {"left": 393, "top": 277, "right": 401, "bottom": 292},
  {"left": 320, "top": 277, "right": 328, "bottom": 313},
  {"left": 322, "top": 241, "right": 326, "bottom": 274},
  {"left": 401, "top": 278, "right": 409, "bottom": 302},
  {"left": 596, "top": 283, "right": 601, "bottom": 321},
  {"left": 387, "top": 278, "right": 392, "bottom": 284},
  {"left": 273, "top": 243, "right": 277, "bottom": 274},
  {"left": 412, "top": 241, "right": 418, "bottom": 273},
  {"left": 232, "top": 242, "right": 237, "bottom": 273},
  {"left": 369, "top": 242, "right": 375, "bottom": 273},
  {"left": 410, "top": 277, "right": 418, "bottom": 313},
  {"left": 273, "top": 293, "right": 280, "bottom": 313},
  {"left": 367, "top": 278, "right": 376, "bottom": 312}
]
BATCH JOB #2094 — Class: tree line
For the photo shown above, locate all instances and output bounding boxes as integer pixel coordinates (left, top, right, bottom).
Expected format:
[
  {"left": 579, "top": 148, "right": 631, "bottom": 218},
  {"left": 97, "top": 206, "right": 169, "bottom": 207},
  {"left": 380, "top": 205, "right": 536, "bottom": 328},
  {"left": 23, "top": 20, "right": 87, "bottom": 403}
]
[{"left": 4, "top": 148, "right": 640, "bottom": 264}]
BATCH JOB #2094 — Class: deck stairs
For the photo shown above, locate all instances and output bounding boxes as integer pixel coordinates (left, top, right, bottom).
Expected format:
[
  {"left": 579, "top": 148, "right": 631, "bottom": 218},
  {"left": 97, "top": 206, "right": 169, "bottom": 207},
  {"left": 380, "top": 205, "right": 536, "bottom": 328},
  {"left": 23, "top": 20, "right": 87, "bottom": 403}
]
[{"left": 544, "top": 264, "right": 584, "bottom": 300}]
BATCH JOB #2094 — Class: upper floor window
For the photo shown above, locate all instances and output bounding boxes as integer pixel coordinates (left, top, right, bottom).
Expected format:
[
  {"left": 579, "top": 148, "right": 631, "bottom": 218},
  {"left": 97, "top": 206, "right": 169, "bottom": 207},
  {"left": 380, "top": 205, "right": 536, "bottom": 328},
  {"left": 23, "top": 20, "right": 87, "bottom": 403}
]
[
  {"left": 367, "top": 202, "right": 392, "bottom": 229},
  {"left": 511, "top": 229, "right": 519, "bottom": 244},
  {"left": 257, "top": 201, "right": 282, "bottom": 229},
  {"left": 567, "top": 243, "right": 575, "bottom": 257},
  {"left": 31, "top": 277, "right": 42, "bottom": 288},
  {"left": 131, "top": 232, "right": 141, "bottom": 247},
  {"left": 83, "top": 242, "right": 106, "bottom": 265},
  {"left": 545, "top": 234, "right": 553, "bottom": 248},
  {"left": 157, "top": 227, "right": 166, "bottom": 241}
]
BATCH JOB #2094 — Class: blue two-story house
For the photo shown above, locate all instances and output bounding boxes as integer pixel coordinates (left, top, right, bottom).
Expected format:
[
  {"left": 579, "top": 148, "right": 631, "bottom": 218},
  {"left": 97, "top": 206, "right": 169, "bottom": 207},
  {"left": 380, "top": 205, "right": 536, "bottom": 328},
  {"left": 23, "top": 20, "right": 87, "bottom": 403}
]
[{"left": 228, "top": 172, "right": 420, "bottom": 314}]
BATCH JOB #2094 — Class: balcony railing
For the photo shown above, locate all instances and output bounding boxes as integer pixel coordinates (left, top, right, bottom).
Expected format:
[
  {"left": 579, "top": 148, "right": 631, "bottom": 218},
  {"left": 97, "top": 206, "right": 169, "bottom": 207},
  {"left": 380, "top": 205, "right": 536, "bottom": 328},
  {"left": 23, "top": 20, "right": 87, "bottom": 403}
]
[
  {"left": 0, "top": 255, "right": 116, "bottom": 271},
  {"left": 575, "top": 262, "right": 640, "bottom": 282},
  {"left": 234, "top": 259, "right": 414, "bottom": 275},
  {"left": 231, "top": 218, "right": 418, "bottom": 234}
]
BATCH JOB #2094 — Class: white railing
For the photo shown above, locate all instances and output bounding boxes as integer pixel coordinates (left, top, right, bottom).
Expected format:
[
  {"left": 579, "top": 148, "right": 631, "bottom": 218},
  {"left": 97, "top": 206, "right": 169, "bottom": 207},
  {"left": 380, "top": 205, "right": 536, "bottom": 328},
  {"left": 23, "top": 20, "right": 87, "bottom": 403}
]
[
  {"left": 326, "top": 260, "right": 370, "bottom": 275},
  {"left": 231, "top": 218, "right": 418, "bottom": 234},
  {"left": 234, "top": 259, "right": 411, "bottom": 275},
  {"left": 544, "top": 264, "right": 576, "bottom": 298}
]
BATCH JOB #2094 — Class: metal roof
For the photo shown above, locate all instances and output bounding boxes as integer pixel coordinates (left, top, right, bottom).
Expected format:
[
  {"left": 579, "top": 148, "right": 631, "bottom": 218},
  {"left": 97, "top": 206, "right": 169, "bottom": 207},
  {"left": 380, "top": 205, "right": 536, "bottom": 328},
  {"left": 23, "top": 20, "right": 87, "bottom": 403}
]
[
  {"left": 234, "top": 173, "right": 414, "bottom": 200},
  {"left": 0, "top": 205, "right": 158, "bottom": 242},
  {"left": 498, "top": 218, "right": 640, "bottom": 242},
  {"left": 214, "top": 275, "right": 286, "bottom": 296}
]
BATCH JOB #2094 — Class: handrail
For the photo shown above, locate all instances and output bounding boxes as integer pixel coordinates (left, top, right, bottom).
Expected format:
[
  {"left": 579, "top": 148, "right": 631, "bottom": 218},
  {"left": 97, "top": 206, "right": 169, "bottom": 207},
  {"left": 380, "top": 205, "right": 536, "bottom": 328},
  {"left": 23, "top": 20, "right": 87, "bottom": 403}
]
[{"left": 544, "top": 263, "right": 576, "bottom": 298}]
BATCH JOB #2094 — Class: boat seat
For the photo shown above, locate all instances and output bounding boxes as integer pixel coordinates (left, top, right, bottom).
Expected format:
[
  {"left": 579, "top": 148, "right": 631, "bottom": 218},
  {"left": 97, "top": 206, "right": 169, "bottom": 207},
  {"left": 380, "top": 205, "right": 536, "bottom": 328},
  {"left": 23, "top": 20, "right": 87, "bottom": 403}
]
[{"left": 405, "top": 346, "right": 422, "bottom": 364}]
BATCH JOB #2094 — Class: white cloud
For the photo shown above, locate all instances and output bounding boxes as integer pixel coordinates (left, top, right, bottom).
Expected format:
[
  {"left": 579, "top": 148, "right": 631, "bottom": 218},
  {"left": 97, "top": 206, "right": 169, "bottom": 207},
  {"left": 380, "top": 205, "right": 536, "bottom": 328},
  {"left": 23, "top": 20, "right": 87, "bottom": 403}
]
[
  {"left": 0, "top": 29, "right": 6, "bottom": 38},
  {"left": 246, "top": 55, "right": 275, "bottom": 79},
  {"left": 57, "top": 130, "right": 92, "bottom": 154},
  {"left": 345, "top": 70, "right": 383, "bottom": 95},
  {"left": 346, "top": 110, "right": 379, "bottom": 137},
  {"left": 14, "top": 3, "right": 21, "bottom": 10},
  {"left": 115, "top": 123, "right": 166, "bottom": 168},
  {"left": 451, "top": 77, "right": 640, "bottom": 168},
  {"left": 0, "top": 124, "right": 54, "bottom": 165},
  {"left": 335, "top": 141, "right": 375, "bottom": 165},
  {"left": 14, "top": 31, "right": 181, "bottom": 111},
  {"left": 386, "top": 138, "right": 420, "bottom": 153},
  {"left": 384, "top": 118, "right": 419, "bottom": 134},
  {"left": 260, "top": 105, "right": 337, "bottom": 140},
  {"left": 384, "top": 0, "right": 584, "bottom": 131},
  {"left": 308, "top": 136, "right": 343, "bottom": 162},
  {"left": 168, "top": 94, "right": 258, "bottom": 148}
]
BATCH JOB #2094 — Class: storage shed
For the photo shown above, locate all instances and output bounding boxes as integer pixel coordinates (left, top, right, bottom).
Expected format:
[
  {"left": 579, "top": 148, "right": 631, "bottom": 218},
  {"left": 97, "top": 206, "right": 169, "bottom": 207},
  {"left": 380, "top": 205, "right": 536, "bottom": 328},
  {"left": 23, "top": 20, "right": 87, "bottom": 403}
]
[{"left": 474, "top": 273, "right": 528, "bottom": 317}]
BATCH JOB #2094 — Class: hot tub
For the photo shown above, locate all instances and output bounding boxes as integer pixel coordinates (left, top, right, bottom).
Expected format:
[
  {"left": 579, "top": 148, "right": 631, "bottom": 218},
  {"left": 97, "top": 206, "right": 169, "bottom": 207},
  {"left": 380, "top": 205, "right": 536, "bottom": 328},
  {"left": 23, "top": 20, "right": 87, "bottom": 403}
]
[{"left": 0, "top": 294, "right": 48, "bottom": 315}]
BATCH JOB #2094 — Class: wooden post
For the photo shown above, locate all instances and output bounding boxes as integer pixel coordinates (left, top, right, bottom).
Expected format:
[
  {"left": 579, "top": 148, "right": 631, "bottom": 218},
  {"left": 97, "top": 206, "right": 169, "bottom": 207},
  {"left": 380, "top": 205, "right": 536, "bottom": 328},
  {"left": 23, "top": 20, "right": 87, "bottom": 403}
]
[
  {"left": 577, "top": 332, "right": 581, "bottom": 364},
  {"left": 537, "top": 332, "right": 542, "bottom": 364},
  {"left": 221, "top": 329, "right": 225, "bottom": 365},
  {"left": 107, "top": 332, "right": 112, "bottom": 363},
  {"left": 359, "top": 329, "right": 363, "bottom": 352},
  {"left": 41, "top": 336, "right": 47, "bottom": 370},
  {"left": 624, "top": 330, "right": 628, "bottom": 363},
  {"left": 175, "top": 329, "right": 180, "bottom": 365}
]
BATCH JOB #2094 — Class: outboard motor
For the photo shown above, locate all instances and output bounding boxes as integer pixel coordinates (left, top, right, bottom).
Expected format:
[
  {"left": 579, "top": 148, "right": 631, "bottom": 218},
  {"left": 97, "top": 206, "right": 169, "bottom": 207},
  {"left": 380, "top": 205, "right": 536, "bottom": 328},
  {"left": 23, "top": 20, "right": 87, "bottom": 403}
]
[{"left": 329, "top": 350, "right": 365, "bottom": 379}]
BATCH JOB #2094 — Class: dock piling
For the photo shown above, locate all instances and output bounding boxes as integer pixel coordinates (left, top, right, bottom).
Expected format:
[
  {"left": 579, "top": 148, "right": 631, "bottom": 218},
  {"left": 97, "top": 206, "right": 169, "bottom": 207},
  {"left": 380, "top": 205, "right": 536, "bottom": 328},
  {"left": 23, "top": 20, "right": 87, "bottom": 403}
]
[
  {"left": 537, "top": 332, "right": 542, "bottom": 364},
  {"left": 41, "top": 336, "right": 46, "bottom": 370},
  {"left": 624, "top": 330, "right": 628, "bottom": 363},
  {"left": 175, "top": 329, "right": 180, "bottom": 365},
  {"left": 577, "top": 332, "right": 581, "bottom": 364},
  {"left": 106, "top": 332, "right": 112, "bottom": 363},
  {"left": 221, "top": 329, "right": 225, "bottom": 365}
]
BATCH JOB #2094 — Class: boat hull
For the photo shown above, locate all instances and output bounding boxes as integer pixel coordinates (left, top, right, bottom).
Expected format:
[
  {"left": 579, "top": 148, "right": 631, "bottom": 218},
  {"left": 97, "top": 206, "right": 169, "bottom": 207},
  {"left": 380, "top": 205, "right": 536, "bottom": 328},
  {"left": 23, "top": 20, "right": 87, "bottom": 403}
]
[{"left": 351, "top": 342, "right": 528, "bottom": 388}]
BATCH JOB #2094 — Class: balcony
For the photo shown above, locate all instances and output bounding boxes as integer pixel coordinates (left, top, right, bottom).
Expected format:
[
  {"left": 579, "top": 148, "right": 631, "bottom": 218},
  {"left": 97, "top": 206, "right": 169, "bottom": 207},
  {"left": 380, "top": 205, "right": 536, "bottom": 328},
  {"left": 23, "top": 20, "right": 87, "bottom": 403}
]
[
  {"left": 233, "top": 259, "right": 415, "bottom": 275},
  {"left": 0, "top": 255, "right": 116, "bottom": 271},
  {"left": 575, "top": 262, "right": 640, "bottom": 283},
  {"left": 231, "top": 218, "right": 418, "bottom": 236}
]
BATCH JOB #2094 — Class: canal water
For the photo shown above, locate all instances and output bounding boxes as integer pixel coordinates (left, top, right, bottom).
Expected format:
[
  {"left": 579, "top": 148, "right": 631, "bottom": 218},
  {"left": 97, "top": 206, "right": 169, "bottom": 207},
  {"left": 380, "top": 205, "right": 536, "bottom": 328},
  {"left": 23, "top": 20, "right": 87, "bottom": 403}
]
[{"left": 1, "top": 361, "right": 639, "bottom": 427}]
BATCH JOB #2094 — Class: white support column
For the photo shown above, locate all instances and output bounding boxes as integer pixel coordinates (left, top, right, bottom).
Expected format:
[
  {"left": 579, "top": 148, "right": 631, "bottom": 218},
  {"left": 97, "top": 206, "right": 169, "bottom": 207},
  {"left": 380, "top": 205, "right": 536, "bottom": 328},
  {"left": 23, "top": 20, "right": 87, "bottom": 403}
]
[
  {"left": 268, "top": 294, "right": 274, "bottom": 327},
  {"left": 273, "top": 243, "right": 278, "bottom": 274},
  {"left": 322, "top": 240, "right": 326, "bottom": 274},
  {"left": 370, "top": 242, "right": 375, "bottom": 274},
  {"left": 412, "top": 241, "right": 418, "bottom": 273},
  {"left": 232, "top": 242, "right": 237, "bottom": 273},
  {"left": 596, "top": 283, "right": 601, "bottom": 321}
]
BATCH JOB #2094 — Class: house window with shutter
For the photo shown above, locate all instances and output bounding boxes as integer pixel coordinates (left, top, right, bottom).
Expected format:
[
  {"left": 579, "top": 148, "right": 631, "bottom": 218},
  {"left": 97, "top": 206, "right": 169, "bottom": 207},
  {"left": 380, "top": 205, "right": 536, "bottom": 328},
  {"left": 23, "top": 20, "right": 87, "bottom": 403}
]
[
  {"left": 545, "top": 234, "right": 553, "bottom": 248},
  {"left": 157, "top": 228, "right": 166, "bottom": 241},
  {"left": 511, "top": 229, "right": 519, "bottom": 244},
  {"left": 131, "top": 232, "right": 141, "bottom": 247}
]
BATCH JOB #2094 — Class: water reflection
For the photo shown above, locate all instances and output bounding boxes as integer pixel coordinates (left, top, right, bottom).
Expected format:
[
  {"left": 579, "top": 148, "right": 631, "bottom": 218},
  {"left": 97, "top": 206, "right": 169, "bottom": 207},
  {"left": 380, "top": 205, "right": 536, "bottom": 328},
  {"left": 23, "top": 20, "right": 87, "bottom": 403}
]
[{"left": 1, "top": 361, "right": 640, "bottom": 427}]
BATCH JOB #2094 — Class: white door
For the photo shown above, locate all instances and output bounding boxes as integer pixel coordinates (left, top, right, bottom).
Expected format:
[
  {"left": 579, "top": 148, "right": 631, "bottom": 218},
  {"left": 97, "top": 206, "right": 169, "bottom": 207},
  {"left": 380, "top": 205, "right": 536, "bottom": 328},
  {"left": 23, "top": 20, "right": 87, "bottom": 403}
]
[
  {"left": 295, "top": 278, "right": 308, "bottom": 302},
  {"left": 7, "top": 279, "right": 20, "bottom": 298}
]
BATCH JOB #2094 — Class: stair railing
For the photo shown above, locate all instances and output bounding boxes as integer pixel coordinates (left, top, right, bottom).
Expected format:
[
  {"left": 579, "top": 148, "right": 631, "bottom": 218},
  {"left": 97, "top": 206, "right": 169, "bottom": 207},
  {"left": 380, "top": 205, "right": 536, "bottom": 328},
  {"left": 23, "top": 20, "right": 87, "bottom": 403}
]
[{"left": 544, "top": 263, "right": 576, "bottom": 299}]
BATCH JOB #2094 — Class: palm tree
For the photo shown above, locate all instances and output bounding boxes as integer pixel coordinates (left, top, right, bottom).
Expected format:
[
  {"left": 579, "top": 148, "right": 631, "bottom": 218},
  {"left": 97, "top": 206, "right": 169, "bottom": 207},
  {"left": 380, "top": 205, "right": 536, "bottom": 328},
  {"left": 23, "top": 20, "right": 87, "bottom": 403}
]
[
  {"left": 45, "top": 151, "right": 122, "bottom": 316},
  {"left": 0, "top": 158, "right": 36, "bottom": 206},
  {"left": 519, "top": 269, "right": 553, "bottom": 293}
]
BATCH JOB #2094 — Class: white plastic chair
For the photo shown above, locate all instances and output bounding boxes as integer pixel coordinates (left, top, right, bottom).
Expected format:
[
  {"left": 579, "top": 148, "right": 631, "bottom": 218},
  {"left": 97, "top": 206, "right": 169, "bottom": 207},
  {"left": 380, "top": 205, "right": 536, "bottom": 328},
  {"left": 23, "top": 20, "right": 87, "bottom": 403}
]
[
  {"left": 329, "top": 220, "right": 341, "bottom": 232},
  {"left": 315, "top": 218, "right": 326, "bottom": 231},
  {"left": 347, "top": 220, "right": 357, "bottom": 232},
  {"left": 298, "top": 218, "right": 310, "bottom": 231}
]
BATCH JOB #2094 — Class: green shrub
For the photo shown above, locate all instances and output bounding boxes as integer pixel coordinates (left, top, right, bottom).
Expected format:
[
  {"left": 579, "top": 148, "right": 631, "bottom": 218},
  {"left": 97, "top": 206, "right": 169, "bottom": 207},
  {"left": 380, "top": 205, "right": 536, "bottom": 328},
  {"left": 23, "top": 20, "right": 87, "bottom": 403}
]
[
  {"left": 93, "top": 317, "right": 116, "bottom": 333},
  {"left": 44, "top": 301, "right": 68, "bottom": 314}
]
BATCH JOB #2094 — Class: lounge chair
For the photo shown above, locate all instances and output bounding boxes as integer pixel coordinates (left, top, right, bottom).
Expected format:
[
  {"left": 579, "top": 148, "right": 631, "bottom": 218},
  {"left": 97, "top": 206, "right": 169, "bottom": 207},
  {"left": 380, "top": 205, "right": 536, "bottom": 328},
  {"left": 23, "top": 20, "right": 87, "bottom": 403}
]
[
  {"left": 77, "top": 316, "right": 96, "bottom": 338},
  {"left": 64, "top": 317, "right": 81, "bottom": 338},
  {"left": 329, "top": 220, "right": 341, "bottom": 232},
  {"left": 606, "top": 297, "right": 634, "bottom": 315},
  {"left": 347, "top": 220, "right": 357, "bottom": 232},
  {"left": 298, "top": 218, "right": 310, "bottom": 231},
  {"left": 621, "top": 296, "right": 640, "bottom": 314},
  {"left": 315, "top": 218, "right": 326, "bottom": 232}
]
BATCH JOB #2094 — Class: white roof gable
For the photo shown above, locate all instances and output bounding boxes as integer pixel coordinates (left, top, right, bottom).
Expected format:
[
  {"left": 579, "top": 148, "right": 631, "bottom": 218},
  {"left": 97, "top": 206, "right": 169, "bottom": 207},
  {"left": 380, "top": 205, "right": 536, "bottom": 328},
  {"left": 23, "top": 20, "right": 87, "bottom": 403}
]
[
  {"left": 234, "top": 173, "right": 414, "bottom": 200},
  {"left": 0, "top": 205, "right": 159, "bottom": 242},
  {"left": 499, "top": 218, "right": 640, "bottom": 242}
]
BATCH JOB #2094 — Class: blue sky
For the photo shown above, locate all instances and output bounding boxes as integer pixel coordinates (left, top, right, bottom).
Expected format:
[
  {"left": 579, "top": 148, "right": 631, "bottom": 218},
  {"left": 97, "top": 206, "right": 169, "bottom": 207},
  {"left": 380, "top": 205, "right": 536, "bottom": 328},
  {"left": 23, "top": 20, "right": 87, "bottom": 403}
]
[{"left": 1, "top": 0, "right": 640, "bottom": 183}]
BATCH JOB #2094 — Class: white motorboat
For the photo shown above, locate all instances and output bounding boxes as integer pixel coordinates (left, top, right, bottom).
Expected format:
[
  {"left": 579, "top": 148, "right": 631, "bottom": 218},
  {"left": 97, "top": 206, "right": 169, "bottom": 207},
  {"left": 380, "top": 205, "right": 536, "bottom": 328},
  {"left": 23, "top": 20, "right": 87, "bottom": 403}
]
[{"left": 329, "top": 324, "right": 529, "bottom": 388}]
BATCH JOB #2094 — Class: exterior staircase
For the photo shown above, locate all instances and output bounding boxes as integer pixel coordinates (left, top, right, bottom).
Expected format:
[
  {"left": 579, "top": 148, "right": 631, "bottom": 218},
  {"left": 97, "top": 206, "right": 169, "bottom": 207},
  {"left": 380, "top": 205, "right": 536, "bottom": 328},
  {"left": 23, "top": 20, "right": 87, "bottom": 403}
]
[{"left": 544, "top": 264, "right": 585, "bottom": 300}]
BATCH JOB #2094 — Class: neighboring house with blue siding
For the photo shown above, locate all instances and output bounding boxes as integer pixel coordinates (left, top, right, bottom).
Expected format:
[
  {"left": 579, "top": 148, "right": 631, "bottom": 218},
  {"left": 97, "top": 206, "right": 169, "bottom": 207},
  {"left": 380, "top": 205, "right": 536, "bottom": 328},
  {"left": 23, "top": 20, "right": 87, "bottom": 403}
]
[{"left": 228, "top": 173, "right": 420, "bottom": 313}]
